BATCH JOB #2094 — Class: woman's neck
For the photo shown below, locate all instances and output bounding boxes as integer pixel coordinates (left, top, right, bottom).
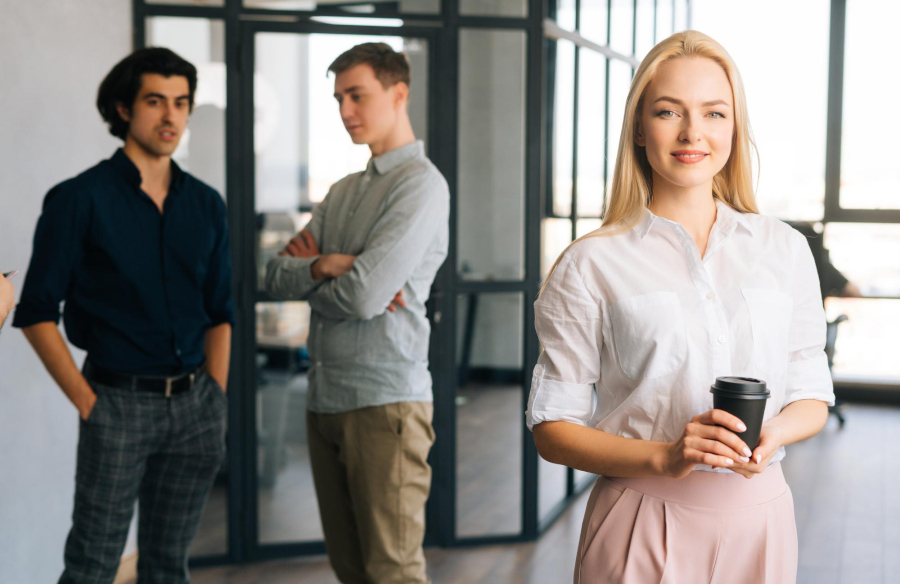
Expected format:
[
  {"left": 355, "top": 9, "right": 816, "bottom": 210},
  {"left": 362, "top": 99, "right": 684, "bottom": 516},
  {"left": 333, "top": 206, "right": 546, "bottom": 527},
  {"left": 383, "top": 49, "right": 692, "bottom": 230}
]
[{"left": 648, "top": 177, "right": 718, "bottom": 258}]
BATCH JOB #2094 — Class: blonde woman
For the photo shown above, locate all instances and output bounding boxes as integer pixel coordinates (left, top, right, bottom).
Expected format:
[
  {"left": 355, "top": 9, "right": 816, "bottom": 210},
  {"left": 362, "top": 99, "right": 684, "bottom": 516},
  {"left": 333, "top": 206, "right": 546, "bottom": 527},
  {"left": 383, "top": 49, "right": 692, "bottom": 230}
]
[{"left": 528, "top": 31, "right": 834, "bottom": 583}]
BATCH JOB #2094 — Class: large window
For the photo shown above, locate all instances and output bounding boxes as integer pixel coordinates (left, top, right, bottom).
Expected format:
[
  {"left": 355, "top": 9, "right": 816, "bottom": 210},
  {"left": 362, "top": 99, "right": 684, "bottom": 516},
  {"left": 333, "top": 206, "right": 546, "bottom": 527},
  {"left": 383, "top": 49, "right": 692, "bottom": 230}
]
[
  {"left": 695, "top": 0, "right": 900, "bottom": 388},
  {"left": 839, "top": 0, "right": 900, "bottom": 210},
  {"left": 693, "top": 1, "right": 831, "bottom": 222},
  {"left": 544, "top": 1, "right": 681, "bottom": 262}
]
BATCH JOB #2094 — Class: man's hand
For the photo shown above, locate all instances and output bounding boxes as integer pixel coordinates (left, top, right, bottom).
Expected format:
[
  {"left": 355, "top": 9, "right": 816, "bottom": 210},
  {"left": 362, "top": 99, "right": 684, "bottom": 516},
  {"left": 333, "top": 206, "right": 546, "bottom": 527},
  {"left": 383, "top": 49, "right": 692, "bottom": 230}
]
[
  {"left": 311, "top": 254, "right": 356, "bottom": 281},
  {"left": 386, "top": 290, "right": 406, "bottom": 313},
  {"left": 77, "top": 390, "right": 98, "bottom": 421},
  {"left": 0, "top": 273, "right": 16, "bottom": 325},
  {"left": 279, "top": 230, "right": 320, "bottom": 258}
]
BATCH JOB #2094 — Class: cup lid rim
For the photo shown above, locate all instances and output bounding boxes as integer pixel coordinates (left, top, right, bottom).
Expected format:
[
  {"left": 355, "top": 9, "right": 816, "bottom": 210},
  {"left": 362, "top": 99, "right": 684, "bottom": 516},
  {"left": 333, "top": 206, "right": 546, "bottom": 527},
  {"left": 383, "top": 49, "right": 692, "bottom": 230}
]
[{"left": 712, "top": 376, "right": 768, "bottom": 393}]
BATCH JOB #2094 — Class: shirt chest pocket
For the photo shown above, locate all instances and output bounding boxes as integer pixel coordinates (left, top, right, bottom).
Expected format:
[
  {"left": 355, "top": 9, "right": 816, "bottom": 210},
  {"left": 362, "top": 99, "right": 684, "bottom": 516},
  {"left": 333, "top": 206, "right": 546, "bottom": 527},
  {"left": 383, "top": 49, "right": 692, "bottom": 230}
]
[
  {"left": 741, "top": 288, "right": 793, "bottom": 377},
  {"left": 608, "top": 291, "right": 687, "bottom": 381}
]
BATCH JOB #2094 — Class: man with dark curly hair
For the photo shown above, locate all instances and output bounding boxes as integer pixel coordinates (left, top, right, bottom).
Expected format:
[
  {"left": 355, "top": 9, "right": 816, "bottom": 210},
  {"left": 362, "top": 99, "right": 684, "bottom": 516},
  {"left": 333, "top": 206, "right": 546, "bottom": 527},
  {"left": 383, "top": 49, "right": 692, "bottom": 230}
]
[{"left": 13, "top": 47, "right": 234, "bottom": 584}]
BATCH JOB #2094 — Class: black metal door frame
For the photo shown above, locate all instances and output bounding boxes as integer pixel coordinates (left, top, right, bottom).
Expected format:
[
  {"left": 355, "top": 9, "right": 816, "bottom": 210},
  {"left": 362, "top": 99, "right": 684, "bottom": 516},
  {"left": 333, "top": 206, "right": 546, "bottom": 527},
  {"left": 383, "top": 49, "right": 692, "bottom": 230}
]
[
  {"left": 133, "top": 0, "right": 576, "bottom": 569},
  {"left": 236, "top": 18, "right": 444, "bottom": 563}
]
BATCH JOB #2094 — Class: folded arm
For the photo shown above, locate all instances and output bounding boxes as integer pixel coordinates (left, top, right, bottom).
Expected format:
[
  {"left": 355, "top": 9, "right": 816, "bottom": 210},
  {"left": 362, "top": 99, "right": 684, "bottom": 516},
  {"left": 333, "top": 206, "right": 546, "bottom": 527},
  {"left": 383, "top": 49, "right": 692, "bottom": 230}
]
[
  {"left": 306, "top": 172, "right": 449, "bottom": 321},
  {"left": 265, "top": 192, "right": 331, "bottom": 301}
]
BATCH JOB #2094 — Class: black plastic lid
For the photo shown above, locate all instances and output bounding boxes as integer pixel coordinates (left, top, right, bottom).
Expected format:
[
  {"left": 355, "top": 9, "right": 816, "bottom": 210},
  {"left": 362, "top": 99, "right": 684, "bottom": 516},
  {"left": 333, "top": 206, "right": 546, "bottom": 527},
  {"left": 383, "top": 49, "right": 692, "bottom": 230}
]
[{"left": 711, "top": 376, "right": 769, "bottom": 395}]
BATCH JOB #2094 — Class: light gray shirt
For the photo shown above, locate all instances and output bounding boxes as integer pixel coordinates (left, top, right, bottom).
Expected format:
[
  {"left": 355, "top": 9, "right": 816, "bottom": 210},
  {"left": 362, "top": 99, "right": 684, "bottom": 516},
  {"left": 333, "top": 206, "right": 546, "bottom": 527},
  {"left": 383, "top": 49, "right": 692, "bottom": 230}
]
[{"left": 265, "top": 141, "right": 449, "bottom": 413}]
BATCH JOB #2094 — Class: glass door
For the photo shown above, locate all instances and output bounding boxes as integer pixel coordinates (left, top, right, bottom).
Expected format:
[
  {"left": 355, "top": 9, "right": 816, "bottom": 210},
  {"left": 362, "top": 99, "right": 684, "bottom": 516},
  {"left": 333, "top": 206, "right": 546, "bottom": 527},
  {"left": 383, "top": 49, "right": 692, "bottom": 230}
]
[{"left": 242, "top": 22, "right": 435, "bottom": 554}]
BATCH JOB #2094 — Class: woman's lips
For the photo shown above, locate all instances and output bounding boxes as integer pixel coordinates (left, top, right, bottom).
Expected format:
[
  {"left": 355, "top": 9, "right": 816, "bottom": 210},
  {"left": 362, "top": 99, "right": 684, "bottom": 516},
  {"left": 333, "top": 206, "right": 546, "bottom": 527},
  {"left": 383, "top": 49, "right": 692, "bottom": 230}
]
[{"left": 671, "top": 150, "right": 708, "bottom": 164}]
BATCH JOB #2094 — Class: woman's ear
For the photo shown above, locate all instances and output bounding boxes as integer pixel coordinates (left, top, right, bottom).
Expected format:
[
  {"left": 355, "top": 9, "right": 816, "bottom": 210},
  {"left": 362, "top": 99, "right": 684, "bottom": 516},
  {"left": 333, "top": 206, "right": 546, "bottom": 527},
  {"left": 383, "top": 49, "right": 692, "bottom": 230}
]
[{"left": 634, "top": 118, "right": 646, "bottom": 147}]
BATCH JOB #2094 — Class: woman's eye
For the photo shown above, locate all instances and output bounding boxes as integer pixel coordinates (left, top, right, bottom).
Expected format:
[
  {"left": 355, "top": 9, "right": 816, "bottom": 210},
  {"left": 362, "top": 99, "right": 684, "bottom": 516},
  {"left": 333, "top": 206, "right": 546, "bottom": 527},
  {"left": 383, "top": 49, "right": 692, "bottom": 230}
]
[
  {"left": 708, "top": 111, "right": 726, "bottom": 119},
  {"left": 657, "top": 110, "right": 676, "bottom": 118}
]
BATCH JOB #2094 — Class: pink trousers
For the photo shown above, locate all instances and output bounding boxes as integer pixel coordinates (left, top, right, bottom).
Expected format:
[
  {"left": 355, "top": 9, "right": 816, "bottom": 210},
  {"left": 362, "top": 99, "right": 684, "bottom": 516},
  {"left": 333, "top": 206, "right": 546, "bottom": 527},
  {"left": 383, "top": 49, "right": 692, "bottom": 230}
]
[{"left": 574, "top": 463, "right": 797, "bottom": 584}]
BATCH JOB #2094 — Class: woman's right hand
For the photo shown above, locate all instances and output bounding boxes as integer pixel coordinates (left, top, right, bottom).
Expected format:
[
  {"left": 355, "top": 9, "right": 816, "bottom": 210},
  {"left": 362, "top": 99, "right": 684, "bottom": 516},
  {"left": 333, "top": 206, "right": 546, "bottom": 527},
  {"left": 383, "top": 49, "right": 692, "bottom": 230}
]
[{"left": 660, "top": 409, "right": 754, "bottom": 479}]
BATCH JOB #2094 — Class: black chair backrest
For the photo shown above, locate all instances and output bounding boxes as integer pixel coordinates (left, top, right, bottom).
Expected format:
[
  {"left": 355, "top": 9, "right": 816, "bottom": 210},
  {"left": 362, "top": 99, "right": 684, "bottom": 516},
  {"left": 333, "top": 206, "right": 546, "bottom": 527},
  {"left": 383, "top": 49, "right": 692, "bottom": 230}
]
[{"left": 825, "top": 315, "right": 849, "bottom": 370}]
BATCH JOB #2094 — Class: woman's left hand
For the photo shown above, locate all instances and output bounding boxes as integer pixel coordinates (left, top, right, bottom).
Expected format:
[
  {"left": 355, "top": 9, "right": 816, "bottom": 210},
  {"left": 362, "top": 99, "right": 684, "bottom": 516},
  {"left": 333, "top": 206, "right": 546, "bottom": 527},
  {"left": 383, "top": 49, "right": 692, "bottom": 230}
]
[{"left": 724, "top": 422, "right": 784, "bottom": 479}]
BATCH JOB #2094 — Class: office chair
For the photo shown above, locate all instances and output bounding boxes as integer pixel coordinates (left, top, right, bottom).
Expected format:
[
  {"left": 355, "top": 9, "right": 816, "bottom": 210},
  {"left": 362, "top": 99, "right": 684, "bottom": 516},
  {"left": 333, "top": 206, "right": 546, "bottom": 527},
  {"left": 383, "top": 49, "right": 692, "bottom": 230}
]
[{"left": 824, "top": 314, "right": 849, "bottom": 427}]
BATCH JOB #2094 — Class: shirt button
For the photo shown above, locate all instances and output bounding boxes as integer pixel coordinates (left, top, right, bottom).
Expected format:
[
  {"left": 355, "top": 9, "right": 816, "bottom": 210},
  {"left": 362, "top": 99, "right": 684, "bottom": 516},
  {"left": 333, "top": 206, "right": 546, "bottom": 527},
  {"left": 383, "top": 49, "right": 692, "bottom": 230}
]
[
  {"left": 706, "top": 291, "right": 715, "bottom": 300},
  {"left": 717, "top": 335, "right": 726, "bottom": 344},
  {"left": 316, "top": 361, "right": 322, "bottom": 367}
]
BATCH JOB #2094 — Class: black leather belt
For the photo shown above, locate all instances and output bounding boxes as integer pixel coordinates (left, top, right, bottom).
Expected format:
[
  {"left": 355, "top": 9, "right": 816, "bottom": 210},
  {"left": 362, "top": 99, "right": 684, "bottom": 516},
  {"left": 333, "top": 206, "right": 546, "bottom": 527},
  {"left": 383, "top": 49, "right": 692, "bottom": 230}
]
[{"left": 84, "top": 361, "right": 203, "bottom": 398}]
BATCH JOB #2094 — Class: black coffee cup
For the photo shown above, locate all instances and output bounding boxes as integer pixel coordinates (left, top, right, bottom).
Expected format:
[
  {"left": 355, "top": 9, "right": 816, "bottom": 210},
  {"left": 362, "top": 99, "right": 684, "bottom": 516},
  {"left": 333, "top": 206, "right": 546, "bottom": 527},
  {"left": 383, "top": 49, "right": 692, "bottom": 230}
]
[{"left": 710, "top": 377, "right": 770, "bottom": 451}]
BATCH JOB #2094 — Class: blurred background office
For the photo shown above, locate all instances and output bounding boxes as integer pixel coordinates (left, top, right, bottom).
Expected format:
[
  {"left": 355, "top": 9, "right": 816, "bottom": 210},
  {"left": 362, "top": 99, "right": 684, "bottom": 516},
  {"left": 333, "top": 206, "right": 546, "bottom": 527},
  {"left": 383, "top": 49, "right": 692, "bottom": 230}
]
[{"left": 0, "top": 1, "right": 896, "bottom": 583}]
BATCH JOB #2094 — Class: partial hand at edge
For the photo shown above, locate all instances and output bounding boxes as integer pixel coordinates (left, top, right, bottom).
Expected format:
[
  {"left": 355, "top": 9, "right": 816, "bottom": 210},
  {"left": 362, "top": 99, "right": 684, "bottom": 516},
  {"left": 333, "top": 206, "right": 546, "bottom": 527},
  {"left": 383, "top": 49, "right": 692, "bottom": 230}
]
[
  {"left": 386, "top": 289, "right": 406, "bottom": 313},
  {"left": 279, "top": 230, "right": 320, "bottom": 258},
  {"left": 0, "top": 275, "right": 15, "bottom": 322}
]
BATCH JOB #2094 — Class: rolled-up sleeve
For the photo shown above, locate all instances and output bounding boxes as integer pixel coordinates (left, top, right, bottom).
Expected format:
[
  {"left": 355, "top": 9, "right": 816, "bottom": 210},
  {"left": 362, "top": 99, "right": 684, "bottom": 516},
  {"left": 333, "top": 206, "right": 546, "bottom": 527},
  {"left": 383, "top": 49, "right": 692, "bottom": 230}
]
[
  {"left": 13, "top": 184, "right": 89, "bottom": 328},
  {"left": 783, "top": 231, "right": 835, "bottom": 407},
  {"left": 526, "top": 254, "right": 602, "bottom": 431}
]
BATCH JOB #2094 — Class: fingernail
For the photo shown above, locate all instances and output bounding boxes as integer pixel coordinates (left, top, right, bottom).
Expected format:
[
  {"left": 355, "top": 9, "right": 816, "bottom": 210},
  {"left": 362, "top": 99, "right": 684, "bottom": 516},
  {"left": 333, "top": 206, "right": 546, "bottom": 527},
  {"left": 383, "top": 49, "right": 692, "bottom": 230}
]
[
  {"left": 743, "top": 447, "right": 752, "bottom": 457},
  {"left": 755, "top": 454, "right": 761, "bottom": 464},
  {"left": 737, "top": 422, "right": 747, "bottom": 432},
  {"left": 740, "top": 456, "right": 750, "bottom": 463},
  {"left": 724, "top": 459, "right": 733, "bottom": 465}
]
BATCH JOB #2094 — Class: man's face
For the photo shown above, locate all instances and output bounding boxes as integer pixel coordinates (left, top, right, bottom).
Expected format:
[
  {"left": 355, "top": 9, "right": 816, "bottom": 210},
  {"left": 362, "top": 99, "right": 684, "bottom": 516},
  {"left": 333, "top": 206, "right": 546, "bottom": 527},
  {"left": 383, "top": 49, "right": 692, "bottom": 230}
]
[
  {"left": 117, "top": 73, "right": 191, "bottom": 158},
  {"left": 333, "top": 64, "right": 406, "bottom": 147}
]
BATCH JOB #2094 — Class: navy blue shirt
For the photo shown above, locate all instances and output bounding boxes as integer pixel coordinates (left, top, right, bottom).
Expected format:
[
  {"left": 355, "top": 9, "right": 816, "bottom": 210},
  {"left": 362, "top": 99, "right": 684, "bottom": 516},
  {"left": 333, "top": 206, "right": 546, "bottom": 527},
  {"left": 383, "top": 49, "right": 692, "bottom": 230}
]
[{"left": 13, "top": 149, "right": 234, "bottom": 376}]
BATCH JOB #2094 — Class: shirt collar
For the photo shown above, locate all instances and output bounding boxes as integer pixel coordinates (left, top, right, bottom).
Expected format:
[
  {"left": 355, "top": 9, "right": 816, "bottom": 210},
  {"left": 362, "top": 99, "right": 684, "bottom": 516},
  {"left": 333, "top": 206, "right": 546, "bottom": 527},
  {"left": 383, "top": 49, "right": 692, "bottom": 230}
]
[
  {"left": 110, "top": 148, "right": 186, "bottom": 194},
  {"left": 372, "top": 140, "right": 424, "bottom": 175},
  {"left": 634, "top": 207, "right": 658, "bottom": 239},
  {"left": 714, "top": 199, "right": 754, "bottom": 237},
  {"left": 633, "top": 198, "right": 754, "bottom": 239}
]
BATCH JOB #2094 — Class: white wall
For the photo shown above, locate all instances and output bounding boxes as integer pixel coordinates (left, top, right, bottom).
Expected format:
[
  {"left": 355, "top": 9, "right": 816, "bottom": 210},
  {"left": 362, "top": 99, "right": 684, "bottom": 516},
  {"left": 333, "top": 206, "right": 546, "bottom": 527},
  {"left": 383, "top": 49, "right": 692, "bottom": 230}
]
[{"left": 0, "top": 1, "right": 131, "bottom": 581}]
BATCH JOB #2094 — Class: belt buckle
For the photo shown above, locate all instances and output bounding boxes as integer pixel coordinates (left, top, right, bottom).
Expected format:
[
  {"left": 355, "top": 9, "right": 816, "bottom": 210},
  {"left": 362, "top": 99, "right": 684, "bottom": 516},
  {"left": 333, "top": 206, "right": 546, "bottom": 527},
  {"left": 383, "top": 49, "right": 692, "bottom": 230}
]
[{"left": 165, "top": 378, "right": 173, "bottom": 398}]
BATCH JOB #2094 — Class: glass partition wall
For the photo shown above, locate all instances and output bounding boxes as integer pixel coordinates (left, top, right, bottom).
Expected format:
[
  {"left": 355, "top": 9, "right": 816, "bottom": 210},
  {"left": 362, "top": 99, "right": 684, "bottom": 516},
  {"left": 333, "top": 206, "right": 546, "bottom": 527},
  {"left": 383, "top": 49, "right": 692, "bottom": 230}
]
[{"left": 134, "top": 0, "right": 688, "bottom": 566}]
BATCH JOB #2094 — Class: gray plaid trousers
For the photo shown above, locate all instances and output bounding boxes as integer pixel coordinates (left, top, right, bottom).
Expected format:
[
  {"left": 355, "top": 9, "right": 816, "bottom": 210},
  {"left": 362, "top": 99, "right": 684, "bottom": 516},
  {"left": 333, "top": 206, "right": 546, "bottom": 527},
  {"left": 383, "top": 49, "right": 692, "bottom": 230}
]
[{"left": 58, "top": 371, "right": 227, "bottom": 584}]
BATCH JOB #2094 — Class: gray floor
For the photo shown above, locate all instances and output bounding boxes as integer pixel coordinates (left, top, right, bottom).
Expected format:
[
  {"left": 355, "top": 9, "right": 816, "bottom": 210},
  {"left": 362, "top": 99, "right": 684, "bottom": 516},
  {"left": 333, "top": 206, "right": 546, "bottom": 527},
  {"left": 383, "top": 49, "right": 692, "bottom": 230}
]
[{"left": 187, "top": 403, "right": 900, "bottom": 584}]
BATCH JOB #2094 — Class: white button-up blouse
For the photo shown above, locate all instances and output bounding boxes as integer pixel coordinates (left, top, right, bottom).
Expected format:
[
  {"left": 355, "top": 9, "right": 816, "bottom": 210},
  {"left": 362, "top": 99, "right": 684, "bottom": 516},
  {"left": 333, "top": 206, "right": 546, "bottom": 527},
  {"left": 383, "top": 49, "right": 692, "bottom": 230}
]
[{"left": 526, "top": 200, "right": 835, "bottom": 472}]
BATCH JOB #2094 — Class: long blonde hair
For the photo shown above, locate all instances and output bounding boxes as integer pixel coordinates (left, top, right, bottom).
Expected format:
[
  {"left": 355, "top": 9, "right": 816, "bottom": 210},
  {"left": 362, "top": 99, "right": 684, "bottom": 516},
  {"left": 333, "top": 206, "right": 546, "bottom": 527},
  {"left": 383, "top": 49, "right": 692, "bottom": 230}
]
[{"left": 541, "top": 30, "right": 759, "bottom": 293}]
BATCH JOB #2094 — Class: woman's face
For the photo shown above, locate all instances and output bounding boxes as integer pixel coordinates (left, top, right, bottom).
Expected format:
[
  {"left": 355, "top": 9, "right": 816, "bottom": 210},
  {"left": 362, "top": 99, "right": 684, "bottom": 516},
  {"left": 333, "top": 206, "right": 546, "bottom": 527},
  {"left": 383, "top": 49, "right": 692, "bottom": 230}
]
[{"left": 636, "top": 57, "right": 734, "bottom": 193}]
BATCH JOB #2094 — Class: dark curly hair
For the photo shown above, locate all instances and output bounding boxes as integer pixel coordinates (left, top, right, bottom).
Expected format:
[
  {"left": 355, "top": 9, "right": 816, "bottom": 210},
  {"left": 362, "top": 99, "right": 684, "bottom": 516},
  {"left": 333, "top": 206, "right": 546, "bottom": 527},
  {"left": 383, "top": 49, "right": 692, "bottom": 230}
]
[
  {"left": 97, "top": 47, "right": 197, "bottom": 140},
  {"left": 328, "top": 42, "right": 411, "bottom": 89}
]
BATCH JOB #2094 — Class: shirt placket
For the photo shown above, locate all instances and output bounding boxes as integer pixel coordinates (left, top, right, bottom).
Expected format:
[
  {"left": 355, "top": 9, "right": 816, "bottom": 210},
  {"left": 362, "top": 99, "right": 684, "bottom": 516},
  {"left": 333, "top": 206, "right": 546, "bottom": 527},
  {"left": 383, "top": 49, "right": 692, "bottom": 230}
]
[
  {"left": 159, "top": 196, "right": 183, "bottom": 369},
  {"left": 672, "top": 224, "right": 732, "bottom": 407},
  {"left": 337, "top": 163, "right": 374, "bottom": 253}
]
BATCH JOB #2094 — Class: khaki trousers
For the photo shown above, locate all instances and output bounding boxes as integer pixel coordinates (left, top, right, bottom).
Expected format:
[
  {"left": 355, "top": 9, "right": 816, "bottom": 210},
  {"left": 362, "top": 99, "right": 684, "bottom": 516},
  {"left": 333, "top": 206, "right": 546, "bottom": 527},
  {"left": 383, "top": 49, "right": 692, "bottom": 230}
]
[{"left": 307, "top": 402, "right": 435, "bottom": 584}]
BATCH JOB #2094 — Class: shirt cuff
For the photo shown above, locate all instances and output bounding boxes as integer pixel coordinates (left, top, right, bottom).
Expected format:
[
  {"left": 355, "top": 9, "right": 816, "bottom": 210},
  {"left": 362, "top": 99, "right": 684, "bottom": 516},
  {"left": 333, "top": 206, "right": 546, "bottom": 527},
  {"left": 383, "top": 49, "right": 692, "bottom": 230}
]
[
  {"left": 526, "top": 365, "right": 595, "bottom": 431},
  {"left": 783, "top": 352, "right": 835, "bottom": 407},
  {"left": 265, "top": 255, "right": 322, "bottom": 300},
  {"left": 206, "top": 310, "right": 236, "bottom": 328},
  {"left": 11, "top": 303, "right": 61, "bottom": 328}
]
